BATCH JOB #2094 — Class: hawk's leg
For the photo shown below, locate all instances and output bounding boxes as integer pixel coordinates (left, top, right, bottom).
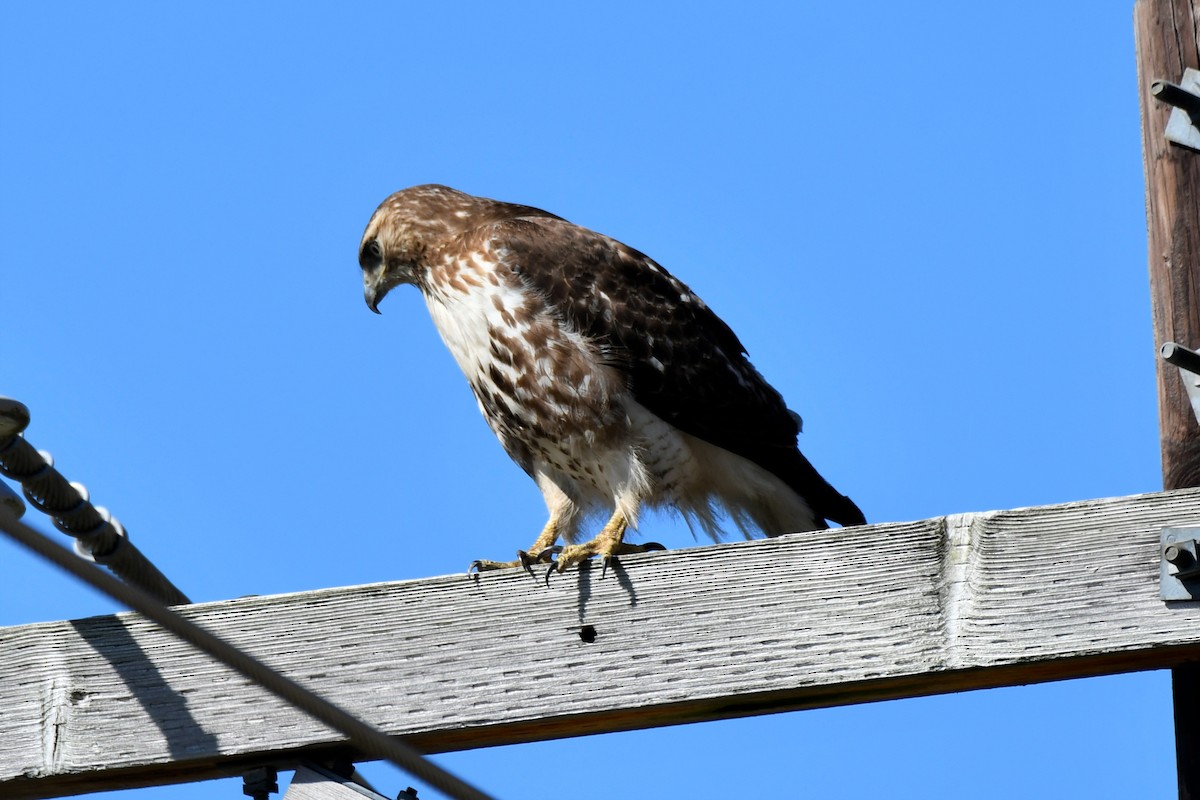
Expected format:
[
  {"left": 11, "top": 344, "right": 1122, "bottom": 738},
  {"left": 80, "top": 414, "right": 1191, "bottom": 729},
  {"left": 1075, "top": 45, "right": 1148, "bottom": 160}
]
[
  {"left": 468, "top": 516, "right": 562, "bottom": 573},
  {"left": 552, "top": 510, "right": 663, "bottom": 573}
]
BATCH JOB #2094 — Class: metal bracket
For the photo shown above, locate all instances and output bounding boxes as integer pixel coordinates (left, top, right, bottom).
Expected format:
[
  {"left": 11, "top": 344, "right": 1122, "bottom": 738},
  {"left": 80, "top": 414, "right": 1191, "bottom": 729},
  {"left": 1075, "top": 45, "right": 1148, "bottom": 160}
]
[
  {"left": 1161, "top": 343, "right": 1200, "bottom": 425},
  {"left": 1153, "top": 69, "right": 1200, "bottom": 151},
  {"left": 1162, "top": 528, "right": 1200, "bottom": 600}
]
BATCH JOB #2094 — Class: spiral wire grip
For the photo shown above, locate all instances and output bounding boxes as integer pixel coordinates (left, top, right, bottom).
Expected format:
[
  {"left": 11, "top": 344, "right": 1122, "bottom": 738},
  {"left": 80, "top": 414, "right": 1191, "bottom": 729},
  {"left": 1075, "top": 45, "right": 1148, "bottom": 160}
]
[{"left": 0, "top": 398, "right": 190, "bottom": 605}]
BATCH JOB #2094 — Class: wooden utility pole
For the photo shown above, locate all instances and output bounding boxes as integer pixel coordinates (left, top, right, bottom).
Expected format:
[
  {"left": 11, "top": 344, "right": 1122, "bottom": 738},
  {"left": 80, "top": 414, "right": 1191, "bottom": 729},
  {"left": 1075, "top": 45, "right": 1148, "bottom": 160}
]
[
  {"left": 1138, "top": 0, "right": 1200, "bottom": 488},
  {"left": 1136, "top": 0, "right": 1200, "bottom": 796}
]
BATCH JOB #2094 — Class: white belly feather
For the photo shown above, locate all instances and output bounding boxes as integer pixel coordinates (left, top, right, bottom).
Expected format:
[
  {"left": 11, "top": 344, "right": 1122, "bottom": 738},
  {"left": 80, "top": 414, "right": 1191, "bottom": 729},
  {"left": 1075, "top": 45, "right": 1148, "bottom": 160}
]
[{"left": 422, "top": 253, "right": 816, "bottom": 543}]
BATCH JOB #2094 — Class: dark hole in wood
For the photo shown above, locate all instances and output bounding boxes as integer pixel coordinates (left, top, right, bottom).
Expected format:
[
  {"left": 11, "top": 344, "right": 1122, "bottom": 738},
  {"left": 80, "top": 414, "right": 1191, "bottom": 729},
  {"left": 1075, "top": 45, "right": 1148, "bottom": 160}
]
[{"left": 579, "top": 625, "right": 597, "bottom": 643}]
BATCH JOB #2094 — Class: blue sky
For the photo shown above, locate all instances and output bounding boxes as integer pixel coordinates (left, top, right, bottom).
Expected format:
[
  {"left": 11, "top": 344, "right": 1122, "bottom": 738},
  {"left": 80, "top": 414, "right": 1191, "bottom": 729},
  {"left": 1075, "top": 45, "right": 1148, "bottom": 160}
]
[{"left": 0, "top": 2, "right": 1167, "bottom": 798}]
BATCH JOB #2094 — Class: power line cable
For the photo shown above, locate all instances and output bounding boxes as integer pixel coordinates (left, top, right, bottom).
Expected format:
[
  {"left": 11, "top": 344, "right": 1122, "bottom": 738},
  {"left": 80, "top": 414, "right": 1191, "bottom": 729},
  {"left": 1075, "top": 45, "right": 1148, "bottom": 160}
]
[
  {"left": 0, "top": 508, "right": 496, "bottom": 800},
  {"left": 0, "top": 397, "right": 189, "bottom": 605}
]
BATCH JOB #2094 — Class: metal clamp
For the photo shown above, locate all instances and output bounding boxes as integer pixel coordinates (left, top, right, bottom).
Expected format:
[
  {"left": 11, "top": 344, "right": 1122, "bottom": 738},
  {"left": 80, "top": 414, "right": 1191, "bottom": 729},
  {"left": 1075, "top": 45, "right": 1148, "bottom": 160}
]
[
  {"left": 1153, "top": 69, "right": 1200, "bottom": 151},
  {"left": 1162, "top": 528, "right": 1200, "bottom": 600}
]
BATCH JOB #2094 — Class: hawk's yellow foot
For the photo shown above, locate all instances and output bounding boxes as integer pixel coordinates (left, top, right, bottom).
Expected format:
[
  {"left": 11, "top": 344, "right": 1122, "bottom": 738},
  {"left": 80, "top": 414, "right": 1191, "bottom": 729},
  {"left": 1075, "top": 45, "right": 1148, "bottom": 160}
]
[
  {"left": 548, "top": 511, "right": 666, "bottom": 575},
  {"left": 468, "top": 549, "right": 557, "bottom": 573},
  {"left": 549, "top": 539, "right": 666, "bottom": 575},
  {"left": 467, "top": 517, "right": 562, "bottom": 574}
]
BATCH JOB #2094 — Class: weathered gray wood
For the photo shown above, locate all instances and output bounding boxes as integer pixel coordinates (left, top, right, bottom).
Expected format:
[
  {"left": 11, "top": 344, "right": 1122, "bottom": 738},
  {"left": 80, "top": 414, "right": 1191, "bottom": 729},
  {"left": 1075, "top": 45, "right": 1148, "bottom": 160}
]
[
  {"left": 4, "top": 489, "right": 1200, "bottom": 798},
  {"left": 283, "top": 765, "right": 390, "bottom": 800}
]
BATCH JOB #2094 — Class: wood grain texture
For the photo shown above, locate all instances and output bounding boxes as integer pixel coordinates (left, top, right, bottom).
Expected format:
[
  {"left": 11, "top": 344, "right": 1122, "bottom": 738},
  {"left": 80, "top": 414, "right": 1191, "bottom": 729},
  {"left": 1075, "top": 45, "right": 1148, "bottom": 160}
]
[
  {"left": 283, "top": 765, "right": 389, "bottom": 800},
  {"left": 4, "top": 489, "right": 1200, "bottom": 798},
  {"left": 1138, "top": 0, "right": 1200, "bottom": 490},
  {"left": 1138, "top": 3, "right": 1200, "bottom": 797}
]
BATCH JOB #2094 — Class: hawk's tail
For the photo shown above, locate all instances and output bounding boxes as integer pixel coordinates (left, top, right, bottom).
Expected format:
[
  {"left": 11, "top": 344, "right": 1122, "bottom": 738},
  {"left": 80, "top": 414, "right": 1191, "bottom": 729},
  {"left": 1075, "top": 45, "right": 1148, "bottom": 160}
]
[{"left": 773, "top": 448, "right": 865, "bottom": 530}]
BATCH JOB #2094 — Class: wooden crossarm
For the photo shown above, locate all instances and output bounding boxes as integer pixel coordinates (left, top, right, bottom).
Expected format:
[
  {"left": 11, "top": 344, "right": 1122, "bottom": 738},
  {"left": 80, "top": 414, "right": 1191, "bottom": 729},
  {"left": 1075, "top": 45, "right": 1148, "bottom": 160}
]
[{"left": 4, "top": 488, "right": 1200, "bottom": 798}]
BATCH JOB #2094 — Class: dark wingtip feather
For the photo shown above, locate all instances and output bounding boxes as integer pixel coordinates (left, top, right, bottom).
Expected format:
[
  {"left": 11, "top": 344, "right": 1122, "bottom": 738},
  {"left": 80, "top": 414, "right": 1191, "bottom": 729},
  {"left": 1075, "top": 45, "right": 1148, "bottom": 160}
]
[
  {"left": 764, "top": 447, "right": 865, "bottom": 529},
  {"left": 825, "top": 493, "right": 866, "bottom": 528}
]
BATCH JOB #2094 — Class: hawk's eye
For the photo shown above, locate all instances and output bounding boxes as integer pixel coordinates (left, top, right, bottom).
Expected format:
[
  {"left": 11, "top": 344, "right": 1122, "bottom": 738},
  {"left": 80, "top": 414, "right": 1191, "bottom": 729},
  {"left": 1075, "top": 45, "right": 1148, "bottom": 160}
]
[{"left": 360, "top": 239, "right": 383, "bottom": 270}]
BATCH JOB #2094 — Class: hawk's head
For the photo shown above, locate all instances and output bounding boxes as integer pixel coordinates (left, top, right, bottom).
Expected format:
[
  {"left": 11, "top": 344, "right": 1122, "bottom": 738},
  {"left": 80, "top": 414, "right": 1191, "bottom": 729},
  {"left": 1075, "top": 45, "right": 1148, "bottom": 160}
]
[
  {"left": 359, "top": 184, "right": 495, "bottom": 313},
  {"left": 360, "top": 184, "right": 563, "bottom": 313}
]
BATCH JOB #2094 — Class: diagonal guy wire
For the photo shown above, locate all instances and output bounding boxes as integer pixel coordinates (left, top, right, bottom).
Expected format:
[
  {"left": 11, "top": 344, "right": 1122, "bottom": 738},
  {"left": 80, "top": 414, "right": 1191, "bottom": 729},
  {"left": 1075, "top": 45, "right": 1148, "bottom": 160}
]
[{"left": 0, "top": 507, "right": 496, "bottom": 800}]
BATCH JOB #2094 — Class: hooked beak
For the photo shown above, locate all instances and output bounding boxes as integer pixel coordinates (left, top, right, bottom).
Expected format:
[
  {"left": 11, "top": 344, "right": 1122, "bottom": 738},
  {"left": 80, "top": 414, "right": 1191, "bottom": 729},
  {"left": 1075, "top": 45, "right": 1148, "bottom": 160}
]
[
  {"left": 365, "top": 285, "right": 382, "bottom": 314},
  {"left": 363, "top": 271, "right": 385, "bottom": 314}
]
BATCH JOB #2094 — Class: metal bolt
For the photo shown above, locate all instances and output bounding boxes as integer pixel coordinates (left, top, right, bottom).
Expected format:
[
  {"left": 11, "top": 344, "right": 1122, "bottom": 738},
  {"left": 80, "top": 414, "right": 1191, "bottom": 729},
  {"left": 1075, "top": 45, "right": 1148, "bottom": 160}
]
[
  {"left": 1162, "top": 342, "right": 1200, "bottom": 375},
  {"left": 1154, "top": 81, "right": 1200, "bottom": 121},
  {"left": 1166, "top": 544, "right": 1195, "bottom": 567}
]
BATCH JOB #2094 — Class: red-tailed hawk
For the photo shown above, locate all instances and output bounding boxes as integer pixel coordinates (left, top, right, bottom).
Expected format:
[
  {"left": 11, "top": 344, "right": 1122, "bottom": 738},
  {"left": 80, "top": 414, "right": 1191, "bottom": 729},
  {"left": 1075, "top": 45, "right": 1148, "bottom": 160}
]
[{"left": 360, "top": 185, "right": 864, "bottom": 573}]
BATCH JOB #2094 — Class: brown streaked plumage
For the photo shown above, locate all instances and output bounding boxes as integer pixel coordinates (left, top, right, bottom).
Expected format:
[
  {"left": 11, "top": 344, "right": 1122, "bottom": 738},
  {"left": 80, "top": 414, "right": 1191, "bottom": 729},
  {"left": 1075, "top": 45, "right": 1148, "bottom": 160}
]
[{"left": 360, "top": 184, "right": 864, "bottom": 572}]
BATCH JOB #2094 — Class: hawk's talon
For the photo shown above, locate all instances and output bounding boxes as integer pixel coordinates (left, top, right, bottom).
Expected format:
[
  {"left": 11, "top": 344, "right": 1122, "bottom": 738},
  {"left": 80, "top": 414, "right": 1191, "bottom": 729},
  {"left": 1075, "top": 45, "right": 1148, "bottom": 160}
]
[
  {"left": 469, "top": 545, "right": 567, "bottom": 575},
  {"left": 517, "top": 547, "right": 557, "bottom": 572},
  {"left": 467, "top": 558, "right": 515, "bottom": 574}
]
